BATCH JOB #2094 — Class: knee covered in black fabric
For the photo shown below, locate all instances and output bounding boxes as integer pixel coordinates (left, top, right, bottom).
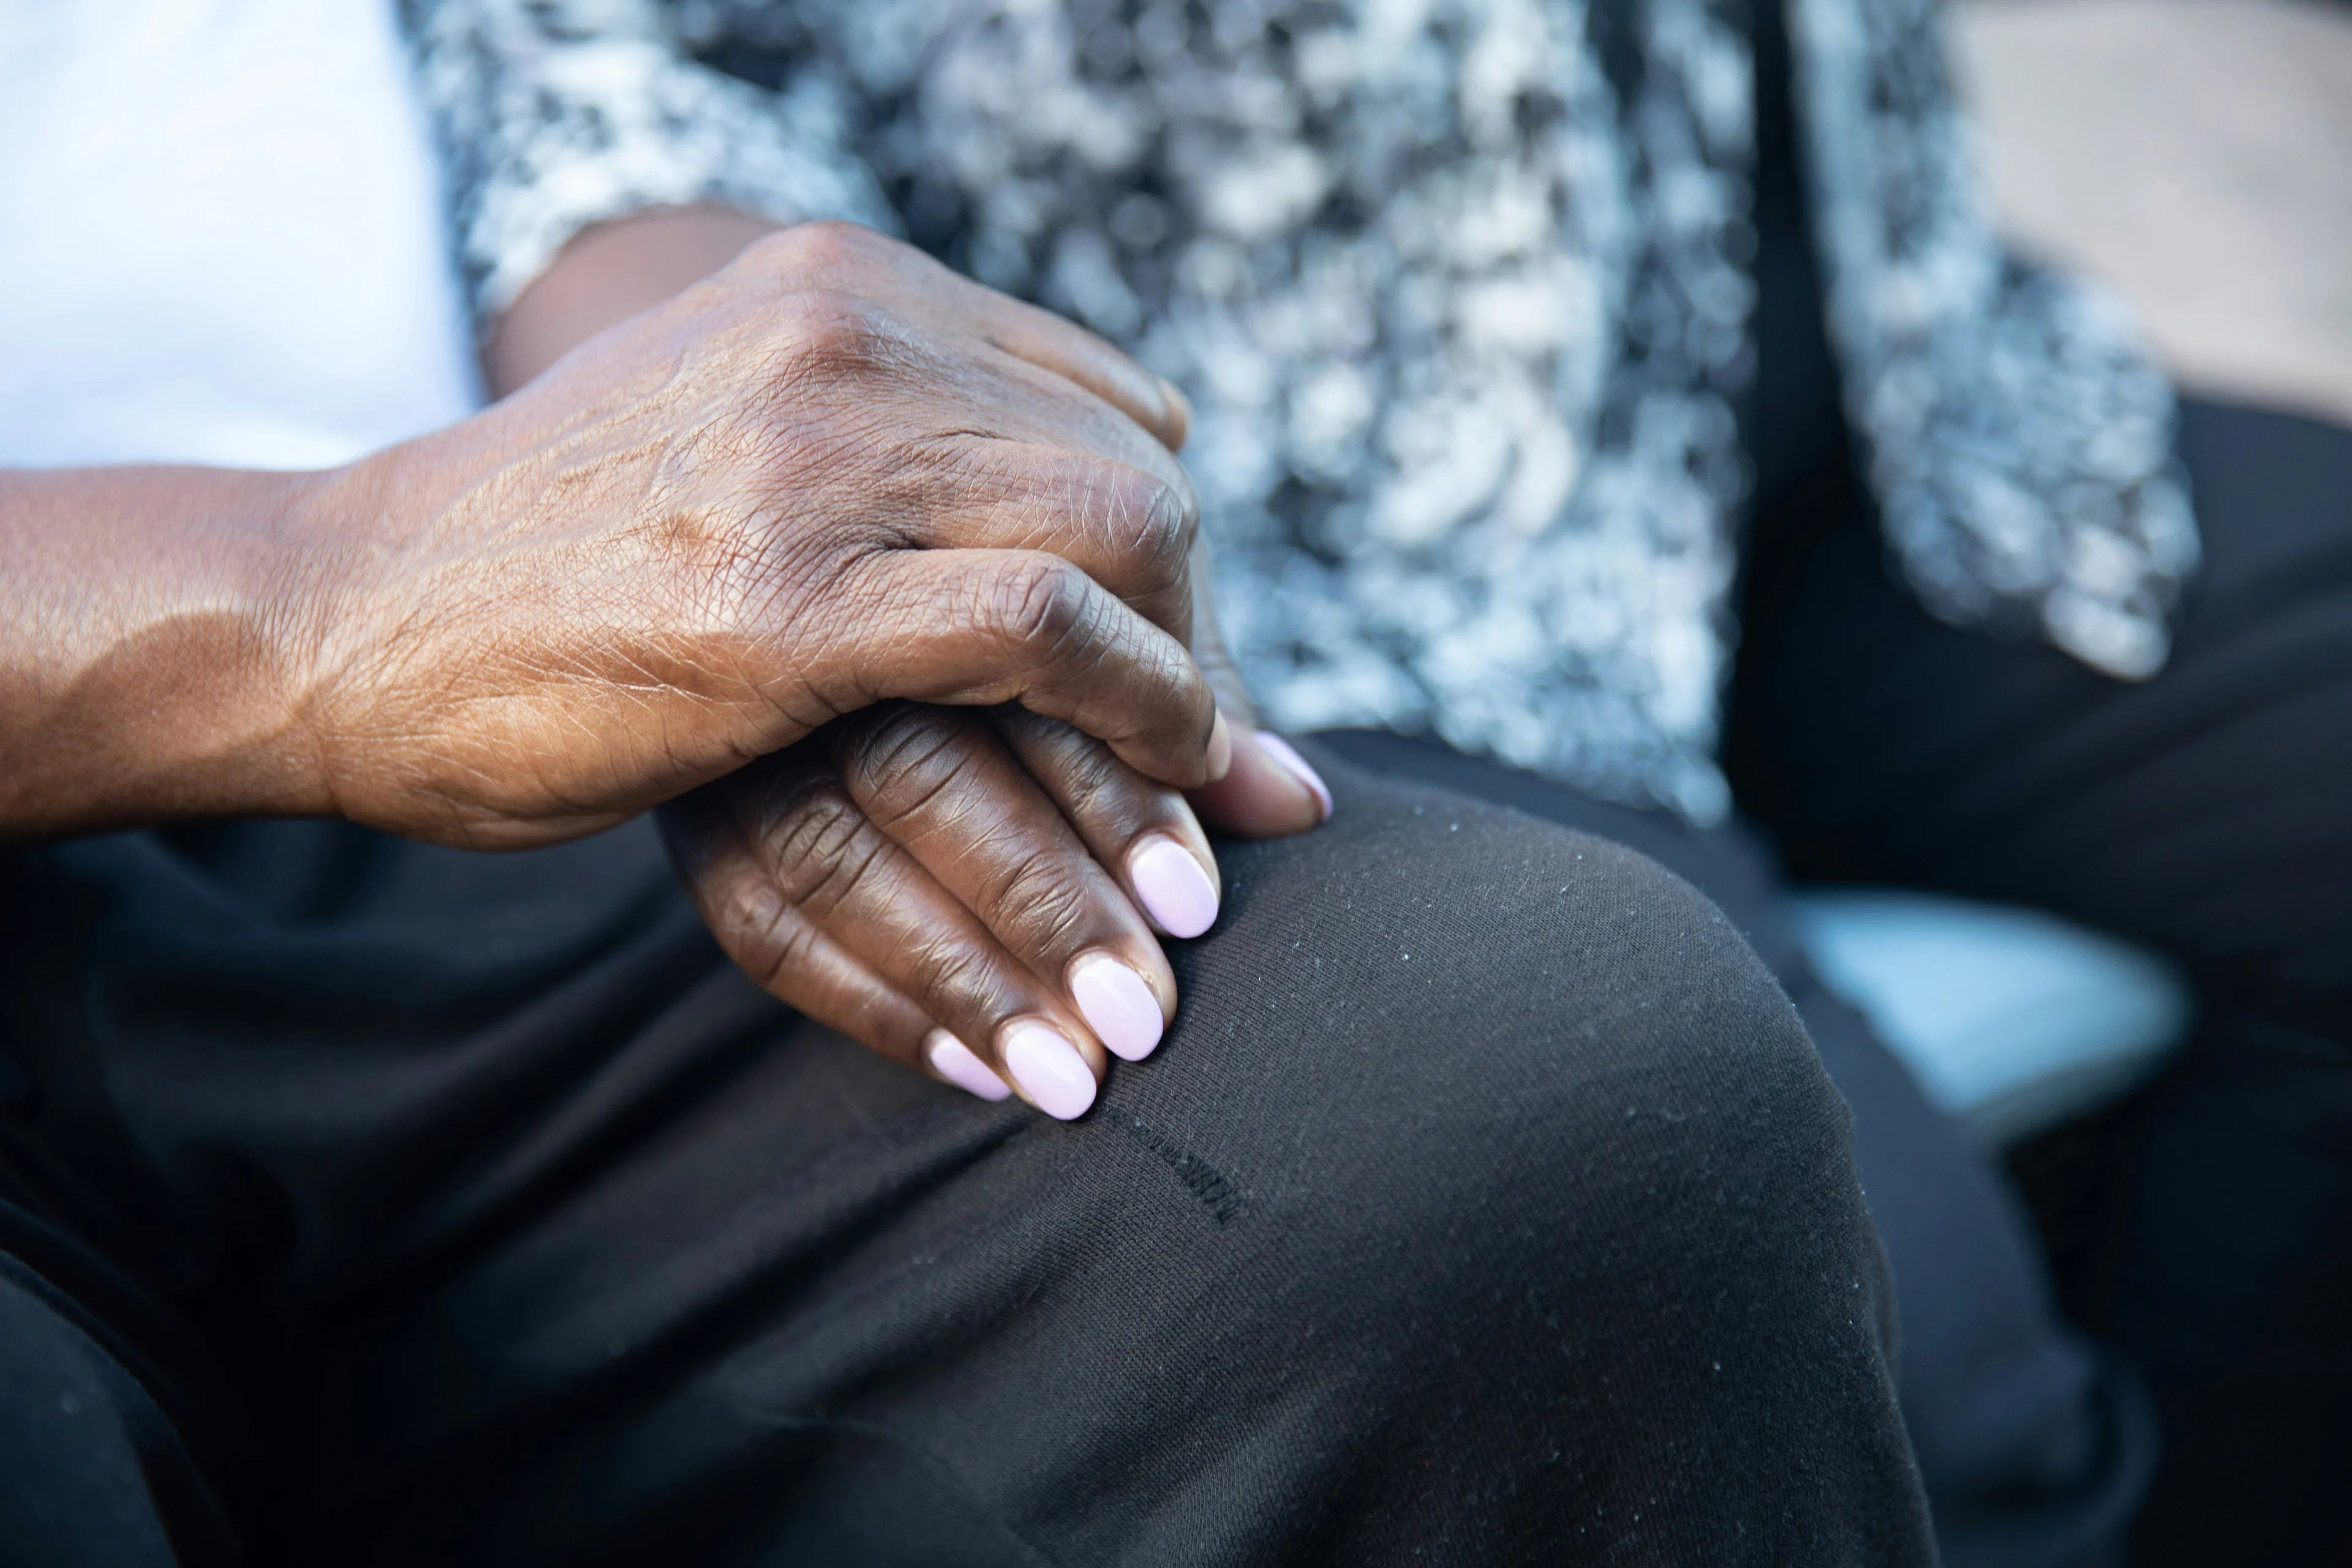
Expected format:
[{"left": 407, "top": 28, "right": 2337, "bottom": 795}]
[
  {"left": 1145, "top": 769, "right": 1894, "bottom": 1392},
  {"left": 1104, "top": 774, "right": 1915, "bottom": 1554}
]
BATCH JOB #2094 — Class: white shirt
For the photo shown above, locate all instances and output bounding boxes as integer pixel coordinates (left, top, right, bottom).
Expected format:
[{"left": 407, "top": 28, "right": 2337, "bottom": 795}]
[{"left": 0, "top": 0, "right": 480, "bottom": 471}]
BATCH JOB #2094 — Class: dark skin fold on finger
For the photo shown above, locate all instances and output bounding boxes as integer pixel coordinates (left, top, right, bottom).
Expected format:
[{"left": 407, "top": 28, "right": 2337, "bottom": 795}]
[
  {"left": 663, "top": 790, "right": 941, "bottom": 1066},
  {"left": 665, "top": 737, "right": 1111, "bottom": 1104},
  {"left": 832, "top": 704, "right": 1179, "bottom": 1015},
  {"left": 665, "top": 693, "right": 1324, "bottom": 1097}
]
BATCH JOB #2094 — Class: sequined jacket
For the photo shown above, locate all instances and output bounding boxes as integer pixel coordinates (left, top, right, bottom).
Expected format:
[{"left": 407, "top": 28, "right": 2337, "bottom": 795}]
[{"left": 398, "top": 0, "right": 2196, "bottom": 821}]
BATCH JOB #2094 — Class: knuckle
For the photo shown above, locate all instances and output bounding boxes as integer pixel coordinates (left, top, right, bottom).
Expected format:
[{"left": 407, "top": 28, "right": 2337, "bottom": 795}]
[
  {"left": 753, "top": 911, "right": 827, "bottom": 997},
  {"left": 841, "top": 707, "right": 975, "bottom": 831},
  {"left": 1056, "top": 741, "right": 1148, "bottom": 824},
  {"left": 707, "top": 862, "right": 789, "bottom": 952},
  {"left": 760, "top": 780, "right": 883, "bottom": 910},
  {"left": 987, "top": 853, "right": 1098, "bottom": 952},
  {"left": 918, "top": 937, "right": 1012, "bottom": 1015},
  {"left": 758, "top": 219, "right": 881, "bottom": 278},
  {"left": 1003, "top": 710, "right": 1144, "bottom": 821},
  {"left": 992, "top": 556, "right": 1099, "bottom": 658},
  {"left": 775, "top": 294, "right": 903, "bottom": 381},
  {"left": 1102, "top": 466, "right": 1195, "bottom": 592}
]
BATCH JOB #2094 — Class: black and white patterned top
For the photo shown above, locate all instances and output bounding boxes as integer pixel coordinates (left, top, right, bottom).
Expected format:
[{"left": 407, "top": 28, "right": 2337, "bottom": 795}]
[{"left": 396, "top": 0, "right": 2197, "bottom": 823}]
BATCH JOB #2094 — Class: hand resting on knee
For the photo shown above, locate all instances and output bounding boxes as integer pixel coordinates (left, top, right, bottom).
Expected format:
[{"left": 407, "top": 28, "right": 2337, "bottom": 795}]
[
  {"left": 480, "top": 209, "right": 1337, "bottom": 1113},
  {"left": 664, "top": 695, "right": 1330, "bottom": 1118}
]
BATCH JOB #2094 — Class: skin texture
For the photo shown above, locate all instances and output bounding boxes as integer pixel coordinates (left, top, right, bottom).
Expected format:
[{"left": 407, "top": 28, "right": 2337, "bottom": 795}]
[
  {"left": 488, "top": 210, "right": 1329, "bottom": 1107},
  {"left": 0, "top": 220, "right": 1229, "bottom": 851}
]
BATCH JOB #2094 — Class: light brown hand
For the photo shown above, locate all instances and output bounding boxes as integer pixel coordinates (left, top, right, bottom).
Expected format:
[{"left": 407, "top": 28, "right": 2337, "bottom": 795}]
[{"left": 304, "top": 219, "right": 1232, "bottom": 848}]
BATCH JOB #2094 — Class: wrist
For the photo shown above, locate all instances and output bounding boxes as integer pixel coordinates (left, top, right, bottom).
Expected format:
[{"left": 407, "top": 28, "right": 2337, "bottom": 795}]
[{"left": 0, "top": 464, "right": 344, "bottom": 835}]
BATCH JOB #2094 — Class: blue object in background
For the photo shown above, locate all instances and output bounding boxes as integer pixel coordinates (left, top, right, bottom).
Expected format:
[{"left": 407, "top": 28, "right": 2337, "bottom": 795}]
[{"left": 1790, "top": 889, "right": 2194, "bottom": 1147}]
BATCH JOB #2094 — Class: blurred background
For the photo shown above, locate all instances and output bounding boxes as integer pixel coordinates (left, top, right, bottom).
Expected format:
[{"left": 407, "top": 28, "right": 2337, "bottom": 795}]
[{"left": 1955, "top": 0, "right": 2352, "bottom": 427}]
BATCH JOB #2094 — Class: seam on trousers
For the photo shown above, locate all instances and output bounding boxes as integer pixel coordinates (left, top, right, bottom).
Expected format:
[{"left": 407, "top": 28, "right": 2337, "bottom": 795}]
[{"left": 1111, "top": 1112, "right": 1249, "bottom": 1226}]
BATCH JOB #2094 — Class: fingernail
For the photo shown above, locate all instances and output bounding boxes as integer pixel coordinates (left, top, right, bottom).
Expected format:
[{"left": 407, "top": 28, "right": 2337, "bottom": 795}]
[
  {"left": 1002, "top": 1021, "right": 1098, "bottom": 1120},
  {"left": 1206, "top": 710, "right": 1235, "bottom": 782},
  {"left": 1069, "top": 953, "right": 1166, "bottom": 1062},
  {"left": 1129, "top": 835, "right": 1219, "bottom": 938},
  {"left": 927, "top": 1030, "right": 1012, "bottom": 1101},
  {"left": 1253, "top": 733, "right": 1333, "bottom": 822}
]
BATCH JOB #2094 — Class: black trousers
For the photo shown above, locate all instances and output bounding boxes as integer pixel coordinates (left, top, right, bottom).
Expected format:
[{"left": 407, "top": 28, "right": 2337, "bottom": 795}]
[
  {"left": 3, "top": 399, "right": 2337, "bottom": 1564},
  {"left": 0, "top": 745, "right": 2146, "bottom": 1565},
  {"left": 1731, "top": 398, "right": 2352, "bottom": 1563},
  {"left": 0, "top": 758, "right": 1939, "bottom": 1566}
]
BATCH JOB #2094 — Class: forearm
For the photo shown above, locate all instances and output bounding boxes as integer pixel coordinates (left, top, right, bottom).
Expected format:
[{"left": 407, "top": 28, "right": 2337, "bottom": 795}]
[
  {"left": 0, "top": 207, "right": 773, "bottom": 843},
  {"left": 0, "top": 465, "right": 335, "bottom": 838},
  {"left": 485, "top": 206, "right": 780, "bottom": 397}
]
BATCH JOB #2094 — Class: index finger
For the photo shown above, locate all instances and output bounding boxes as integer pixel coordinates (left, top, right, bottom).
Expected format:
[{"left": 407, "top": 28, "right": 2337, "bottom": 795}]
[
  {"left": 976, "top": 300, "right": 1190, "bottom": 454},
  {"left": 767, "top": 222, "right": 1190, "bottom": 453},
  {"left": 821, "top": 548, "right": 1234, "bottom": 791}
]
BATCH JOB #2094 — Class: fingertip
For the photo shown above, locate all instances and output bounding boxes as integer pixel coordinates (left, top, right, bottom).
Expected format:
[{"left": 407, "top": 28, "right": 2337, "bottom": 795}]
[
  {"left": 927, "top": 1030, "right": 1013, "bottom": 1101},
  {"left": 1251, "top": 732, "right": 1333, "bottom": 823},
  {"left": 1158, "top": 377, "right": 1193, "bottom": 451},
  {"left": 1185, "top": 728, "right": 1330, "bottom": 839},
  {"left": 1069, "top": 952, "right": 1167, "bottom": 1062},
  {"left": 1001, "top": 1020, "right": 1099, "bottom": 1119},
  {"left": 1129, "top": 834, "right": 1220, "bottom": 939}
]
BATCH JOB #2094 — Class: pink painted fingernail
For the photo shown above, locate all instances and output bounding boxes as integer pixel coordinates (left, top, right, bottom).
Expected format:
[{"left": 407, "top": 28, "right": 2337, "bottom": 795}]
[
  {"left": 1129, "top": 835, "right": 1219, "bottom": 938},
  {"left": 1069, "top": 953, "right": 1166, "bottom": 1062},
  {"left": 926, "top": 1030, "right": 1011, "bottom": 1102},
  {"left": 1002, "top": 1021, "right": 1098, "bottom": 1120},
  {"left": 1253, "top": 733, "right": 1333, "bottom": 822}
]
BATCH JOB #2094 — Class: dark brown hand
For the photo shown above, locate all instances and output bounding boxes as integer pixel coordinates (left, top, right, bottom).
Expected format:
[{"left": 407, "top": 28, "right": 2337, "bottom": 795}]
[{"left": 667, "top": 703, "right": 1254, "bottom": 1118}]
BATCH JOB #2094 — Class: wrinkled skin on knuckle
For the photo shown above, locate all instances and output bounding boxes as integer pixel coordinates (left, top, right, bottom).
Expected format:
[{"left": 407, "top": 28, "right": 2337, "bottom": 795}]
[
  {"left": 716, "top": 319, "right": 1005, "bottom": 560},
  {"left": 1135, "top": 469, "right": 1198, "bottom": 631},
  {"left": 1121, "top": 455, "right": 1197, "bottom": 560},
  {"left": 916, "top": 934, "right": 1019, "bottom": 1019},
  {"left": 832, "top": 704, "right": 983, "bottom": 837},
  {"left": 771, "top": 293, "right": 913, "bottom": 388},
  {"left": 911, "top": 429, "right": 1196, "bottom": 597},
  {"left": 669, "top": 810, "right": 804, "bottom": 979},
  {"left": 979, "top": 848, "right": 1101, "bottom": 956},
  {"left": 715, "top": 284, "right": 946, "bottom": 460},
  {"left": 986, "top": 556, "right": 1101, "bottom": 674},
  {"left": 745, "top": 903, "right": 833, "bottom": 997},
  {"left": 757, "top": 776, "right": 889, "bottom": 917},
  {"left": 1074, "top": 459, "right": 1196, "bottom": 628},
  {"left": 719, "top": 869, "right": 799, "bottom": 972},
  {"left": 838, "top": 707, "right": 1118, "bottom": 956},
  {"left": 1035, "top": 723, "right": 1157, "bottom": 827}
]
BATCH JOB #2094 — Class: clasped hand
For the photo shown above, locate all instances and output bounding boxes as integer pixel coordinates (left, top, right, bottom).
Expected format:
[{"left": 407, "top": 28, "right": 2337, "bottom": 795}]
[{"left": 311, "top": 222, "right": 1325, "bottom": 1114}]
